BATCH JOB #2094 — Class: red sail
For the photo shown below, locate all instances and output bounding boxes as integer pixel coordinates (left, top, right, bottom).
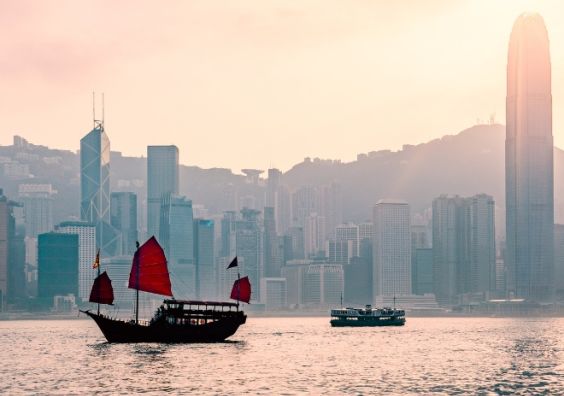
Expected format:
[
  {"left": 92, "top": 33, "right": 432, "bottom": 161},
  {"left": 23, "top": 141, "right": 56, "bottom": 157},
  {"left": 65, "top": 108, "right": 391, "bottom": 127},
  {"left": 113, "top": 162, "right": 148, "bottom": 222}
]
[
  {"left": 230, "top": 276, "right": 251, "bottom": 303},
  {"left": 89, "top": 271, "right": 114, "bottom": 305},
  {"left": 128, "top": 236, "right": 173, "bottom": 297}
]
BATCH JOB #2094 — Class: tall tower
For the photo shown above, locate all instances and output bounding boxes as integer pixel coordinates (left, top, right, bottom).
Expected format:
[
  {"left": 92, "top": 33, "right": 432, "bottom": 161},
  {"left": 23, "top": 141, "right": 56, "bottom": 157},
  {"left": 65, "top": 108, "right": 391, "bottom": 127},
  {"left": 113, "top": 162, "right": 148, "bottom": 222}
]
[
  {"left": 147, "top": 146, "right": 179, "bottom": 239},
  {"left": 80, "top": 123, "right": 110, "bottom": 225},
  {"left": 372, "top": 200, "right": 411, "bottom": 300},
  {"left": 506, "top": 13, "right": 554, "bottom": 301}
]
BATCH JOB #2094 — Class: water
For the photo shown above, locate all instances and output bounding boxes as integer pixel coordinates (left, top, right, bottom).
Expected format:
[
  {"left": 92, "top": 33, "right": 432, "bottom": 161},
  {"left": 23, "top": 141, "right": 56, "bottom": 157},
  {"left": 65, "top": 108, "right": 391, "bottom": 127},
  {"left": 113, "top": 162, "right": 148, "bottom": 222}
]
[{"left": 1, "top": 317, "right": 563, "bottom": 394}]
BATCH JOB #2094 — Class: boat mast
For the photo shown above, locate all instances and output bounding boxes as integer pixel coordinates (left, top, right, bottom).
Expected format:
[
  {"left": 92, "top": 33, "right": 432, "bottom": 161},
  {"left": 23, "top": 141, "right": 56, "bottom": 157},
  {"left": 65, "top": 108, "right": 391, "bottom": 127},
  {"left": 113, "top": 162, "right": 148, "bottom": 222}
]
[
  {"left": 237, "top": 271, "right": 240, "bottom": 311},
  {"left": 97, "top": 257, "right": 100, "bottom": 316},
  {"left": 135, "top": 241, "right": 140, "bottom": 324}
]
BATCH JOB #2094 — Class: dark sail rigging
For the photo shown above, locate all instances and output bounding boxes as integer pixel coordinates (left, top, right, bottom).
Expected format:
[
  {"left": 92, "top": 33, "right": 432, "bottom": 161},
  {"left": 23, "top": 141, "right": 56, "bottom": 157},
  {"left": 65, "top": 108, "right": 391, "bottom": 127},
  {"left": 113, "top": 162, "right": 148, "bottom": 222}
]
[
  {"left": 89, "top": 271, "right": 114, "bottom": 305},
  {"left": 128, "top": 236, "right": 173, "bottom": 297}
]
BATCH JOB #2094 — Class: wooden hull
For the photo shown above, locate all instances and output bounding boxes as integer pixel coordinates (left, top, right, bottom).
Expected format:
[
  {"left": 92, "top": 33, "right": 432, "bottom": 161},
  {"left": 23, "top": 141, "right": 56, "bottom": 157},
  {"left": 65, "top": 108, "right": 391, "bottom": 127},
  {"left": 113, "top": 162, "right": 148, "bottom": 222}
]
[{"left": 83, "top": 311, "right": 246, "bottom": 343}]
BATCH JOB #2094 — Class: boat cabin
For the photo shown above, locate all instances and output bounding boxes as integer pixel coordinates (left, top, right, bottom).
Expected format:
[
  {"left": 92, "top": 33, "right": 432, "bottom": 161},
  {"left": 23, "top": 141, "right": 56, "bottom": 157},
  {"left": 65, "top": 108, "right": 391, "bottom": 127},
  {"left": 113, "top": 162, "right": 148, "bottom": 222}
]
[{"left": 151, "top": 299, "right": 242, "bottom": 326}]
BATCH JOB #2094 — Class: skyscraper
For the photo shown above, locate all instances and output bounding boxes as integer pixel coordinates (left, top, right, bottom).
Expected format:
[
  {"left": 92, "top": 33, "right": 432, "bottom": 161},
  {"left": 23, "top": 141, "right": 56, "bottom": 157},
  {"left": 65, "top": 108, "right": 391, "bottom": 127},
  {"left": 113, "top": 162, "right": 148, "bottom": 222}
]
[
  {"left": 18, "top": 184, "right": 55, "bottom": 238},
  {"left": 147, "top": 145, "right": 179, "bottom": 239},
  {"left": 193, "top": 219, "right": 215, "bottom": 300},
  {"left": 80, "top": 124, "right": 120, "bottom": 256},
  {"left": 110, "top": 192, "right": 138, "bottom": 255},
  {"left": 159, "top": 194, "right": 193, "bottom": 298},
  {"left": 263, "top": 207, "right": 281, "bottom": 277},
  {"left": 80, "top": 125, "right": 110, "bottom": 225},
  {"left": 506, "top": 13, "right": 554, "bottom": 301},
  {"left": 432, "top": 194, "right": 496, "bottom": 305},
  {"left": 373, "top": 200, "right": 411, "bottom": 299},
  {"left": 56, "top": 221, "right": 96, "bottom": 302},
  {"left": 38, "top": 232, "right": 79, "bottom": 307}
]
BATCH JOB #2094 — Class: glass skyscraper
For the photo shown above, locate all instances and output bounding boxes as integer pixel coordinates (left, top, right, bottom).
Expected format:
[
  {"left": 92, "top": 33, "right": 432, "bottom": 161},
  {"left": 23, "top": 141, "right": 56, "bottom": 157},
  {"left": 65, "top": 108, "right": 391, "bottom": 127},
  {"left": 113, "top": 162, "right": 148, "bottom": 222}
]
[
  {"left": 505, "top": 13, "right": 554, "bottom": 301},
  {"left": 147, "top": 145, "right": 179, "bottom": 239},
  {"left": 80, "top": 126, "right": 110, "bottom": 224}
]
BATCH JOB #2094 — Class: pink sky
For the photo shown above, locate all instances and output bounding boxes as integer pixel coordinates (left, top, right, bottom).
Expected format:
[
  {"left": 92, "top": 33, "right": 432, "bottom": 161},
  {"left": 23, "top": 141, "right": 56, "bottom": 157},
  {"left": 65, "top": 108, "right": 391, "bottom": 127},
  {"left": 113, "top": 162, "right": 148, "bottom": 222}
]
[{"left": 1, "top": 0, "right": 563, "bottom": 171}]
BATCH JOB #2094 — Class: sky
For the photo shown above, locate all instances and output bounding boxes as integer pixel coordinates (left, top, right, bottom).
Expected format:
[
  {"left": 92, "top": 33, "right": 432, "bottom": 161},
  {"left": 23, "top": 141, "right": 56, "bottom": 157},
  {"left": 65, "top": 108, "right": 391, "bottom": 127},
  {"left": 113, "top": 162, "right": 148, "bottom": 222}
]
[{"left": 1, "top": 0, "right": 564, "bottom": 172}]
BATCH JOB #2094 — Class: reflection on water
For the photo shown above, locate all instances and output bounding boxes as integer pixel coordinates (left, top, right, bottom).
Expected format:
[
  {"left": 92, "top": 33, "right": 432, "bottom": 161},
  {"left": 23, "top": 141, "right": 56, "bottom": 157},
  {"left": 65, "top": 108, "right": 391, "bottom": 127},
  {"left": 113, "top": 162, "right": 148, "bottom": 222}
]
[{"left": 1, "top": 317, "right": 563, "bottom": 394}]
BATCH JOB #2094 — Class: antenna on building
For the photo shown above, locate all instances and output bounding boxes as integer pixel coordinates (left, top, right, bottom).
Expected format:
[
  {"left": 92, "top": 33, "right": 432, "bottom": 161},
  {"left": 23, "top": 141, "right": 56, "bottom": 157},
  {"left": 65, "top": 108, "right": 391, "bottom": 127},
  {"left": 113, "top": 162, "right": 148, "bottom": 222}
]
[{"left": 92, "top": 92, "right": 104, "bottom": 131}]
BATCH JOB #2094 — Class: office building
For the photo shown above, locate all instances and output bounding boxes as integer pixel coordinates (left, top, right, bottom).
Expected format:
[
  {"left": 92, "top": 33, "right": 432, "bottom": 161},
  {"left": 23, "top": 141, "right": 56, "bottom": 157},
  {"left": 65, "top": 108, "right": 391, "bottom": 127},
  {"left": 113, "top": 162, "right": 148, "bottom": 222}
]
[
  {"left": 506, "top": 13, "right": 554, "bottom": 301},
  {"left": 147, "top": 145, "right": 179, "bottom": 239},
  {"left": 373, "top": 200, "right": 411, "bottom": 299}
]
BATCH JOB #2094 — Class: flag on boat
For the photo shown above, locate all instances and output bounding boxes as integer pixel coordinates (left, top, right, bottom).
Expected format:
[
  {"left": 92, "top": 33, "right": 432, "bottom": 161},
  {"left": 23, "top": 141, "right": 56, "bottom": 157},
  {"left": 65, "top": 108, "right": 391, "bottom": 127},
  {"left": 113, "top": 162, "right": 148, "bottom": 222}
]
[
  {"left": 89, "top": 271, "right": 114, "bottom": 305},
  {"left": 92, "top": 249, "right": 100, "bottom": 269},
  {"left": 227, "top": 256, "right": 238, "bottom": 269},
  {"left": 230, "top": 276, "right": 251, "bottom": 304}
]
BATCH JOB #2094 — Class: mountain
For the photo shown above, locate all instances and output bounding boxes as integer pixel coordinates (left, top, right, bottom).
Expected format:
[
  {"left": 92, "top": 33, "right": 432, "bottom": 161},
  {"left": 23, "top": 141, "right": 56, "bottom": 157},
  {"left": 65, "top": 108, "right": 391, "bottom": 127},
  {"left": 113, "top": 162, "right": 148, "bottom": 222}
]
[{"left": 1, "top": 124, "right": 564, "bottom": 227}]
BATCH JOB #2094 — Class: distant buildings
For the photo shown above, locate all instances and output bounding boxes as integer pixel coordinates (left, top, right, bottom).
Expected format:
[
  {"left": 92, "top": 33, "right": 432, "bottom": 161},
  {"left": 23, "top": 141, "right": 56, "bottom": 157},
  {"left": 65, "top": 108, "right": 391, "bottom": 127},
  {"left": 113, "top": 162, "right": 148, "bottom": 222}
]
[
  {"left": 193, "top": 219, "right": 215, "bottom": 300},
  {"left": 372, "top": 200, "right": 411, "bottom": 300},
  {"left": 505, "top": 13, "right": 554, "bottom": 301},
  {"left": 110, "top": 192, "right": 138, "bottom": 255},
  {"left": 282, "top": 260, "right": 344, "bottom": 307},
  {"left": 18, "top": 184, "right": 55, "bottom": 238},
  {"left": 56, "top": 221, "right": 96, "bottom": 302},
  {"left": 0, "top": 190, "right": 26, "bottom": 309},
  {"left": 260, "top": 277, "right": 287, "bottom": 310},
  {"left": 38, "top": 233, "right": 79, "bottom": 306},
  {"left": 159, "top": 194, "right": 194, "bottom": 298},
  {"left": 235, "top": 209, "right": 262, "bottom": 300},
  {"left": 432, "top": 194, "right": 495, "bottom": 305},
  {"left": 147, "top": 145, "right": 179, "bottom": 239}
]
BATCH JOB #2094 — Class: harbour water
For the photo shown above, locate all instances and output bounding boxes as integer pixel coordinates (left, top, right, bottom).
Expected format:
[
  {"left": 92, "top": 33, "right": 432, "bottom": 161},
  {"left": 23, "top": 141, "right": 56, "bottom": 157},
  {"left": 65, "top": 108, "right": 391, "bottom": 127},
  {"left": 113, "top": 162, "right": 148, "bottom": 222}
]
[{"left": 1, "top": 317, "right": 563, "bottom": 394}]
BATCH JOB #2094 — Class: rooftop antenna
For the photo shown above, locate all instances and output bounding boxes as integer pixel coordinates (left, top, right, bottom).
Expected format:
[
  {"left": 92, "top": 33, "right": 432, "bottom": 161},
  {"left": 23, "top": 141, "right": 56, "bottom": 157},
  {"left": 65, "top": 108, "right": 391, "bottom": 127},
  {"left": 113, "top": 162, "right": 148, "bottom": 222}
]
[{"left": 92, "top": 92, "right": 105, "bottom": 131}]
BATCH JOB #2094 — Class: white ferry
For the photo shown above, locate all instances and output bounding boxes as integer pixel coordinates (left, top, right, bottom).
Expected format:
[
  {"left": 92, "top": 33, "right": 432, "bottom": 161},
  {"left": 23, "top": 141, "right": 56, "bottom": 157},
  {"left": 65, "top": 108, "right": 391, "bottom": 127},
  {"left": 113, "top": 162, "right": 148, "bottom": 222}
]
[{"left": 330, "top": 305, "right": 406, "bottom": 327}]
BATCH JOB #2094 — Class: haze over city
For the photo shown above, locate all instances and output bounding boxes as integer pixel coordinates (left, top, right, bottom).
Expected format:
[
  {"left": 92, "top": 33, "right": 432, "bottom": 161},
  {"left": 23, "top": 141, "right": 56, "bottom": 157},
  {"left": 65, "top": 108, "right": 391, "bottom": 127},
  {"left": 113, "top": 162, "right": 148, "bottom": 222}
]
[
  {"left": 1, "top": 0, "right": 564, "bottom": 171},
  {"left": 3, "top": 2, "right": 564, "bottom": 394}
]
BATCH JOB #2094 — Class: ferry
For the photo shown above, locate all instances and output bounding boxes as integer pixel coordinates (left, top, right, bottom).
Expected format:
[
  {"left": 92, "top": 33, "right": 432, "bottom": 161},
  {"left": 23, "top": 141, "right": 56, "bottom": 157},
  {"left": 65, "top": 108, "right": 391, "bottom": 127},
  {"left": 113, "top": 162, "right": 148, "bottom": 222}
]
[{"left": 330, "top": 305, "right": 406, "bottom": 327}]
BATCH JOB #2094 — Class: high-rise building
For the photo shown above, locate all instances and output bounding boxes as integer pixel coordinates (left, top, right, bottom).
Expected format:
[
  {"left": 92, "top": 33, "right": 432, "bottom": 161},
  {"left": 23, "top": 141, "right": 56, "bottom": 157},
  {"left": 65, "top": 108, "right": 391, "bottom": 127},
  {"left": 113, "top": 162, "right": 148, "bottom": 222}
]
[
  {"left": 147, "top": 145, "right": 179, "bottom": 239},
  {"left": 38, "top": 232, "right": 79, "bottom": 307},
  {"left": 358, "top": 222, "right": 374, "bottom": 243},
  {"left": 304, "top": 213, "right": 326, "bottom": 258},
  {"left": 56, "top": 221, "right": 96, "bottom": 302},
  {"left": 80, "top": 124, "right": 120, "bottom": 256},
  {"left": 0, "top": 191, "right": 26, "bottom": 308},
  {"left": 554, "top": 224, "right": 564, "bottom": 298},
  {"left": 321, "top": 182, "right": 343, "bottom": 240},
  {"left": 292, "top": 186, "right": 318, "bottom": 227},
  {"left": 235, "top": 208, "right": 262, "bottom": 300},
  {"left": 80, "top": 125, "right": 110, "bottom": 225},
  {"left": 373, "top": 200, "right": 411, "bottom": 299},
  {"left": 344, "top": 238, "right": 373, "bottom": 304},
  {"left": 336, "top": 223, "right": 360, "bottom": 258},
  {"left": 194, "top": 219, "right": 215, "bottom": 300},
  {"left": 159, "top": 194, "right": 193, "bottom": 298},
  {"left": 263, "top": 207, "right": 281, "bottom": 277},
  {"left": 110, "top": 192, "right": 138, "bottom": 255},
  {"left": 0, "top": 192, "right": 10, "bottom": 308},
  {"left": 18, "top": 184, "right": 55, "bottom": 238},
  {"left": 260, "top": 278, "right": 287, "bottom": 310},
  {"left": 432, "top": 194, "right": 496, "bottom": 305},
  {"left": 326, "top": 240, "right": 352, "bottom": 266},
  {"left": 506, "top": 13, "right": 554, "bottom": 301},
  {"left": 412, "top": 248, "right": 433, "bottom": 295}
]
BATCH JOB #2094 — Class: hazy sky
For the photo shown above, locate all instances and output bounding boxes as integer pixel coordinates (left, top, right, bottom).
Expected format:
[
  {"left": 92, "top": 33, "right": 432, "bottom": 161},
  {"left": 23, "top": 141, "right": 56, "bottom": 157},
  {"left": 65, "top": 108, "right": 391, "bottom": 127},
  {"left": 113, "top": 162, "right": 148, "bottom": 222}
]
[{"left": 1, "top": 0, "right": 563, "bottom": 172}]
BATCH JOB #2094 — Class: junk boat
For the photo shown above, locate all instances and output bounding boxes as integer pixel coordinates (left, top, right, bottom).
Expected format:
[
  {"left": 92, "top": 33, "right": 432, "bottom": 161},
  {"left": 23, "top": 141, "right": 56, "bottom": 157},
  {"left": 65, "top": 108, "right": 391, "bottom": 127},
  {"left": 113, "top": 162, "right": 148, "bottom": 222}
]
[
  {"left": 81, "top": 237, "right": 250, "bottom": 343},
  {"left": 330, "top": 305, "right": 406, "bottom": 327}
]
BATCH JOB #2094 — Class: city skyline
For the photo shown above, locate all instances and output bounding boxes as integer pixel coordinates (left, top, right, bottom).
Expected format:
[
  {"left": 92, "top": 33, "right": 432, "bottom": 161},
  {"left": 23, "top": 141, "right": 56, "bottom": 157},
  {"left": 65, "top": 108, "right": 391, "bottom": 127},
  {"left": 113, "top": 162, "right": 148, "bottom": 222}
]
[{"left": 1, "top": 2, "right": 564, "bottom": 171}]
